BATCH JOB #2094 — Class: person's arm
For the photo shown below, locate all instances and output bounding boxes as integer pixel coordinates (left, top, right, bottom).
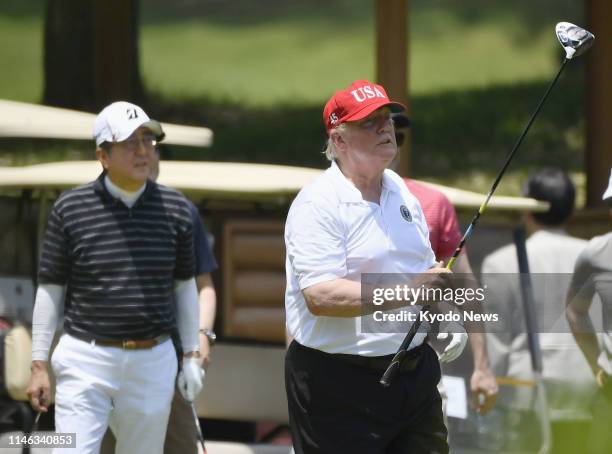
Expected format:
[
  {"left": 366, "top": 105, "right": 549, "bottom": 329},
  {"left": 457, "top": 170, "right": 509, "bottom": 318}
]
[
  {"left": 566, "top": 256, "right": 600, "bottom": 375},
  {"left": 186, "top": 201, "right": 218, "bottom": 368},
  {"left": 27, "top": 199, "right": 71, "bottom": 413},
  {"left": 303, "top": 264, "right": 452, "bottom": 317},
  {"left": 196, "top": 273, "right": 216, "bottom": 369},
  {"left": 450, "top": 251, "right": 498, "bottom": 413},
  {"left": 27, "top": 284, "right": 65, "bottom": 413},
  {"left": 303, "top": 278, "right": 367, "bottom": 317},
  {"left": 174, "top": 278, "right": 200, "bottom": 356},
  {"left": 566, "top": 296, "right": 599, "bottom": 375},
  {"left": 432, "top": 193, "right": 498, "bottom": 411},
  {"left": 175, "top": 277, "right": 205, "bottom": 402}
]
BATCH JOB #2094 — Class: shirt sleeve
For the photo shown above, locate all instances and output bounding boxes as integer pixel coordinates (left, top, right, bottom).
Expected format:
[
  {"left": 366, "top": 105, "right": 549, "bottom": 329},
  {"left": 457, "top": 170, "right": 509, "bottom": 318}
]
[
  {"left": 480, "top": 257, "right": 515, "bottom": 378},
  {"left": 567, "top": 247, "right": 596, "bottom": 303},
  {"left": 174, "top": 278, "right": 199, "bottom": 353},
  {"left": 285, "top": 201, "right": 347, "bottom": 290},
  {"left": 435, "top": 194, "right": 462, "bottom": 260},
  {"left": 38, "top": 202, "right": 71, "bottom": 285},
  {"left": 174, "top": 199, "right": 197, "bottom": 280},
  {"left": 31, "top": 284, "right": 65, "bottom": 361},
  {"left": 187, "top": 201, "right": 218, "bottom": 274}
]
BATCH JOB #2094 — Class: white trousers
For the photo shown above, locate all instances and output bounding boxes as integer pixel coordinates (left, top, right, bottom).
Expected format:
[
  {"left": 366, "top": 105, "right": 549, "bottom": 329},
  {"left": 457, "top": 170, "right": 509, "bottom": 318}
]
[{"left": 51, "top": 334, "right": 177, "bottom": 454}]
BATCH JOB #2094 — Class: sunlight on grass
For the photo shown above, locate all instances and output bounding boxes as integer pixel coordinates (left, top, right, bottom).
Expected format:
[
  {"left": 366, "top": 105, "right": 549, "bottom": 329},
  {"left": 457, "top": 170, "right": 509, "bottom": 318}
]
[
  {"left": 410, "top": 10, "right": 557, "bottom": 95},
  {"left": 0, "top": 16, "right": 43, "bottom": 103},
  {"left": 140, "top": 20, "right": 375, "bottom": 106}
]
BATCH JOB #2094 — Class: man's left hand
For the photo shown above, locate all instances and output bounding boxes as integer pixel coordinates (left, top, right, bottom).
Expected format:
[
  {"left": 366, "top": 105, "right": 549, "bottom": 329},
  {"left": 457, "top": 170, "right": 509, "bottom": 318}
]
[
  {"left": 178, "top": 356, "right": 205, "bottom": 402},
  {"left": 470, "top": 366, "right": 498, "bottom": 414},
  {"left": 437, "top": 322, "right": 468, "bottom": 362}
]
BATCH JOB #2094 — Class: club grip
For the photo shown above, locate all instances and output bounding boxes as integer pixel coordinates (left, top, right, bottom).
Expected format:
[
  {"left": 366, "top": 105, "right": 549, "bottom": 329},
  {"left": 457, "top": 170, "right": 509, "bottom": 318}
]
[{"left": 379, "top": 351, "right": 406, "bottom": 387}]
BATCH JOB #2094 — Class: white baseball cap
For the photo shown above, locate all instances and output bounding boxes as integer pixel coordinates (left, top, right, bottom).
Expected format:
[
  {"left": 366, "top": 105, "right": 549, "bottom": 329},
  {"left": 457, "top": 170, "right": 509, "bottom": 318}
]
[
  {"left": 603, "top": 169, "right": 612, "bottom": 201},
  {"left": 93, "top": 101, "right": 164, "bottom": 146}
]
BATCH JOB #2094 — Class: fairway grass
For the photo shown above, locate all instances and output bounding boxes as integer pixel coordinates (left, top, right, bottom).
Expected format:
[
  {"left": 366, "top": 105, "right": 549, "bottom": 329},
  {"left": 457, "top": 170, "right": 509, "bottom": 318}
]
[
  {"left": 0, "top": 15, "right": 43, "bottom": 103},
  {"left": 140, "top": 11, "right": 560, "bottom": 106},
  {"left": 0, "top": 1, "right": 579, "bottom": 107}
]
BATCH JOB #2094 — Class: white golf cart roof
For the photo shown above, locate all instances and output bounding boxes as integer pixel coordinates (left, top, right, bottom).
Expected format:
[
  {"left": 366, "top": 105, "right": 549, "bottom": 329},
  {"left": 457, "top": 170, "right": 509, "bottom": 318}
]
[
  {"left": 0, "top": 160, "right": 548, "bottom": 211},
  {"left": 0, "top": 98, "right": 547, "bottom": 211},
  {"left": 0, "top": 99, "right": 212, "bottom": 147}
]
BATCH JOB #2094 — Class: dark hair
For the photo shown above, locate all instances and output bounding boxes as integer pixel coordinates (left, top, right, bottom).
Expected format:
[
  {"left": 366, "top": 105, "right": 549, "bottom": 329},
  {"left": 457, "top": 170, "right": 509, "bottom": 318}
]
[
  {"left": 392, "top": 113, "right": 410, "bottom": 147},
  {"left": 99, "top": 141, "right": 113, "bottom": 153},
  {"left": 523, "top": 167, "right": 576, "bottom": 226}
]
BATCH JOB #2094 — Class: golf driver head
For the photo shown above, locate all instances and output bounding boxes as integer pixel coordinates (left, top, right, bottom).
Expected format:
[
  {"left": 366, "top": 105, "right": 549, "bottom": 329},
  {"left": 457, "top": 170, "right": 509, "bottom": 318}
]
[{"left": 556, "top": 22, "right": 595, "bottom": 60}]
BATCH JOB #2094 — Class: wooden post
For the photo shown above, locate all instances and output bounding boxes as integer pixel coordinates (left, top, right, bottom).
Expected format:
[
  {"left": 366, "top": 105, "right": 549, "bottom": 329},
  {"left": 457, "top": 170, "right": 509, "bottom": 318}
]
[
  {"left": 586, "top": 0, "right": 612, "bottom": 206},
  {"left": 376, "top": 0, "right": 409, "bottom": 177}
]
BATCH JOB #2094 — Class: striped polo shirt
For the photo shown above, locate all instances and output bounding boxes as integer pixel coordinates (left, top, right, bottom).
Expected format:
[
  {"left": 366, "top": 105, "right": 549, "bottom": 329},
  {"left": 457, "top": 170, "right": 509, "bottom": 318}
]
[{"left": 38, "top": 173, "right": 196, "bottom": 341}]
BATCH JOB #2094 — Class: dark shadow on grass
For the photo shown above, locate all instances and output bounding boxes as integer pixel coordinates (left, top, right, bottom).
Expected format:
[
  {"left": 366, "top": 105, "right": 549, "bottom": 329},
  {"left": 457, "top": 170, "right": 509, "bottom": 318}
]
[{"left": 143, "top": 74, "right": 585, "bottom": 179}]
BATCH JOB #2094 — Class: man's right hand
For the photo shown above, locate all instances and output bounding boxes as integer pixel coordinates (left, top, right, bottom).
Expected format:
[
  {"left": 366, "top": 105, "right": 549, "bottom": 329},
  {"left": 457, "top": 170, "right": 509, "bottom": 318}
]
[
  {"left": 27, "top": 361, "right": 51, "bottom": 413},
  {"left": 422, "top": 261, "right": 453, "bottom": 291}
]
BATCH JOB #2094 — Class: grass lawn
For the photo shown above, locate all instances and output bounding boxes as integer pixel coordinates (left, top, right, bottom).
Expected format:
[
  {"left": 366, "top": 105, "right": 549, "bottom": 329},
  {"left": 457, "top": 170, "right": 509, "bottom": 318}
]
[
  {"left": 139, "top": 0, "right": 579, "bottom": 105},
  {"left": 0, "top": 0, "right": 583, "bottom": 105}
]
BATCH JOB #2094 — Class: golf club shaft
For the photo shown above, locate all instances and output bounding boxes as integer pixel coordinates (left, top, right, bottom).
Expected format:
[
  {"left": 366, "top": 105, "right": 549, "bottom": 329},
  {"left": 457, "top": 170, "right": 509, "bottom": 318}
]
[
  {"left": 190, "top": 402, "right": 207, "bottom": 453},
  {"left": 380, "top": 58, "right": 569, "bottom": 387},
  {"left": 447, "top": 57, "right": 568, "bottom": 269}
]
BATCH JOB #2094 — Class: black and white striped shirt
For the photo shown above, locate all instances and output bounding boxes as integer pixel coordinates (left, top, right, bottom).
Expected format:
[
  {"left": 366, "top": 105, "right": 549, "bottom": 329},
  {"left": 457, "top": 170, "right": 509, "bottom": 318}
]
[{"left": 38, "top": 173, "right": 195, "bottom": 340}]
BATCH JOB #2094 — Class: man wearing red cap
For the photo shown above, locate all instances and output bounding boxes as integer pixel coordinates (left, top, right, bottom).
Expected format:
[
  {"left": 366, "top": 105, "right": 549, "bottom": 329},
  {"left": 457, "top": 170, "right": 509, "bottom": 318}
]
[
  {"left": 392, "top": 114, "right": 498, "bottom": 416},
  {"left": 284, "top": 80, "right": 467, "bottom": 453}
]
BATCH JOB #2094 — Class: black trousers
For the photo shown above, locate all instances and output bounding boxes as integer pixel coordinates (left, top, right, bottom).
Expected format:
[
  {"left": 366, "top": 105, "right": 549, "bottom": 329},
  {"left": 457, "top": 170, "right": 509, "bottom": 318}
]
[{"left": 285, "top": 341, "right": 448, "bottom": 454}]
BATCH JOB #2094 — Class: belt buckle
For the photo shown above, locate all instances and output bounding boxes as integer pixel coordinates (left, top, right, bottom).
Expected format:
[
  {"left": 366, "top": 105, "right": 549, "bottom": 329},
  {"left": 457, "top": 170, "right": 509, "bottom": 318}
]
[{"left": 122, "top": 339, "right": 137, "bottom": 349}]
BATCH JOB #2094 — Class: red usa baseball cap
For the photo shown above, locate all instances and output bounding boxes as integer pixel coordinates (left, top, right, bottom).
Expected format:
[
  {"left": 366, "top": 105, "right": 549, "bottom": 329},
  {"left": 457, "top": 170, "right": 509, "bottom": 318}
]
[{"left": 323, "top": 79, "right": 406, "bottom": 135}]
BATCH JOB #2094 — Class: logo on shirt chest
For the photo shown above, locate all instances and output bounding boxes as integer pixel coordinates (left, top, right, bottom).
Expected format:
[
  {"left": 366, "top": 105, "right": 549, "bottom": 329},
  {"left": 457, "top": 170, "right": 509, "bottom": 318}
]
[{"left": 399, "top": 205, "right": 413, "bottom": 222}]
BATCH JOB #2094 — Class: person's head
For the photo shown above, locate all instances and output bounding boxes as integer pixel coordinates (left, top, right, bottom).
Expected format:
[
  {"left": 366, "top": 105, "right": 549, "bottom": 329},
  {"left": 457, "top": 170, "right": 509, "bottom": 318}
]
[
  {"left": 94, "top": 101, "right": 165, "bottom": 190},
  {"left": 523, "top": 167, "right": 576, "bottom": 228},
  {"left": 322, "top": 80, "right": 405, "bottom": 172},
  {"left": 391, "top": 113, "right": 411, "bottom": 147}
]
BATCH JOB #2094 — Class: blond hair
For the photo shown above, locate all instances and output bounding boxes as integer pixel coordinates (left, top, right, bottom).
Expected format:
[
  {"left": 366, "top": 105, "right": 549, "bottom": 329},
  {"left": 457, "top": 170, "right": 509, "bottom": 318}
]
[{"left": 323, "top": 123, "right": 349, "bottom": 161}]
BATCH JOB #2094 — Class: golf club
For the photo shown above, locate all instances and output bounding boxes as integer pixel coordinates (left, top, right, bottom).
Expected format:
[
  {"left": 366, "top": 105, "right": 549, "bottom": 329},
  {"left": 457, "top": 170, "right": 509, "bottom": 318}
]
[
  {"left": 190, "top": 402, "right": 207, "bottom": 454},
  {"left": 380, "top": 21, "right": 595, "bottom": 387}
]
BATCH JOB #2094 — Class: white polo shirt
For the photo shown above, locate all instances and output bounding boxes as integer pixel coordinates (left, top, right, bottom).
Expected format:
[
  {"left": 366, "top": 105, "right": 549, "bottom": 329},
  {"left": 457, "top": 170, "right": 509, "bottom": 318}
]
[{"left": 285, "top": 161, "right": 436, "bottom": 356}]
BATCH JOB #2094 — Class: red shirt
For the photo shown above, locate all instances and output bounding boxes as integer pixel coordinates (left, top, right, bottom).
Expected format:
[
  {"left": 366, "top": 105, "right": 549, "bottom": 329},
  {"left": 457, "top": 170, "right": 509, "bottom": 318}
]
[{"left": 404, "top": 179, "right": 462, "bottom": 260}]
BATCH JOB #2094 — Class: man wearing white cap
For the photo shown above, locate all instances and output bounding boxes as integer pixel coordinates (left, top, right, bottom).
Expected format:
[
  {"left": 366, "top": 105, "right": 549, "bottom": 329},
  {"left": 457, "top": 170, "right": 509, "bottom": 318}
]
[
  {"left": 566, "top": 169, "right": 612, "bottom": 452},
  {"left": 26, "top": 101, "right": 203, "bottom": 454}
]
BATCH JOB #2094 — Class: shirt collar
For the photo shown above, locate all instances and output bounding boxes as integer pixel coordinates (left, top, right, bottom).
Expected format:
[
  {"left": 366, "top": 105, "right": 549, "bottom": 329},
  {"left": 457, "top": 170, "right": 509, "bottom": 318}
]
[
  {"left": 530, "top": 227, "right": 569, "bottom": 239},
  {"left": 327, "top": 161, "right": 362, "bottom": 203},
  {"left": 93, "top": 171, "right": 155, "bottom": 205},
  {"left": 327, "top": 160, "right": 401, "bottom": 203}
]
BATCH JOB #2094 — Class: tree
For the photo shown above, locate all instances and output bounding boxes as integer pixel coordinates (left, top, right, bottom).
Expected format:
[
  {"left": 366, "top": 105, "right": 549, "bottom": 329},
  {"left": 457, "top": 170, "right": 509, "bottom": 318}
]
[{"left": 43, "top": 0, "right": 144, "bottom": 111}]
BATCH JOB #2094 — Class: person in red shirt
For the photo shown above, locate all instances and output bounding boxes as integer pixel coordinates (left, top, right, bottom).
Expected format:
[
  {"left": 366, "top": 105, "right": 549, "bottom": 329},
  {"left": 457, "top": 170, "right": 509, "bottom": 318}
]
[{"left": 395, "top": 114, "right": 498, "bottom": 414}]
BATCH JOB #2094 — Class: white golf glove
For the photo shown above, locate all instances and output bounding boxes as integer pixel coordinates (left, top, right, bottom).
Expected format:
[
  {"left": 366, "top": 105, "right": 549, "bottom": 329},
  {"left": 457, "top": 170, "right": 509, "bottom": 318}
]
[
  {"left": 178, "top": 357, "right": 205, "bottom": 402},
  {"left": 437, "top": 321, "right": 468, "bottom": 363}
]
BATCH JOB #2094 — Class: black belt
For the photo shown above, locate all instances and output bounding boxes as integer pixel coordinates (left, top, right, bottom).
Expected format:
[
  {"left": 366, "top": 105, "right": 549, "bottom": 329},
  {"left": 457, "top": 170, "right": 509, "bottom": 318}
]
[
  {"left": 332, "top": 343, "right": 426, "bottom": 372},
  {"left": 70, "top": 332, "right": 170, "bottom": 350}
]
